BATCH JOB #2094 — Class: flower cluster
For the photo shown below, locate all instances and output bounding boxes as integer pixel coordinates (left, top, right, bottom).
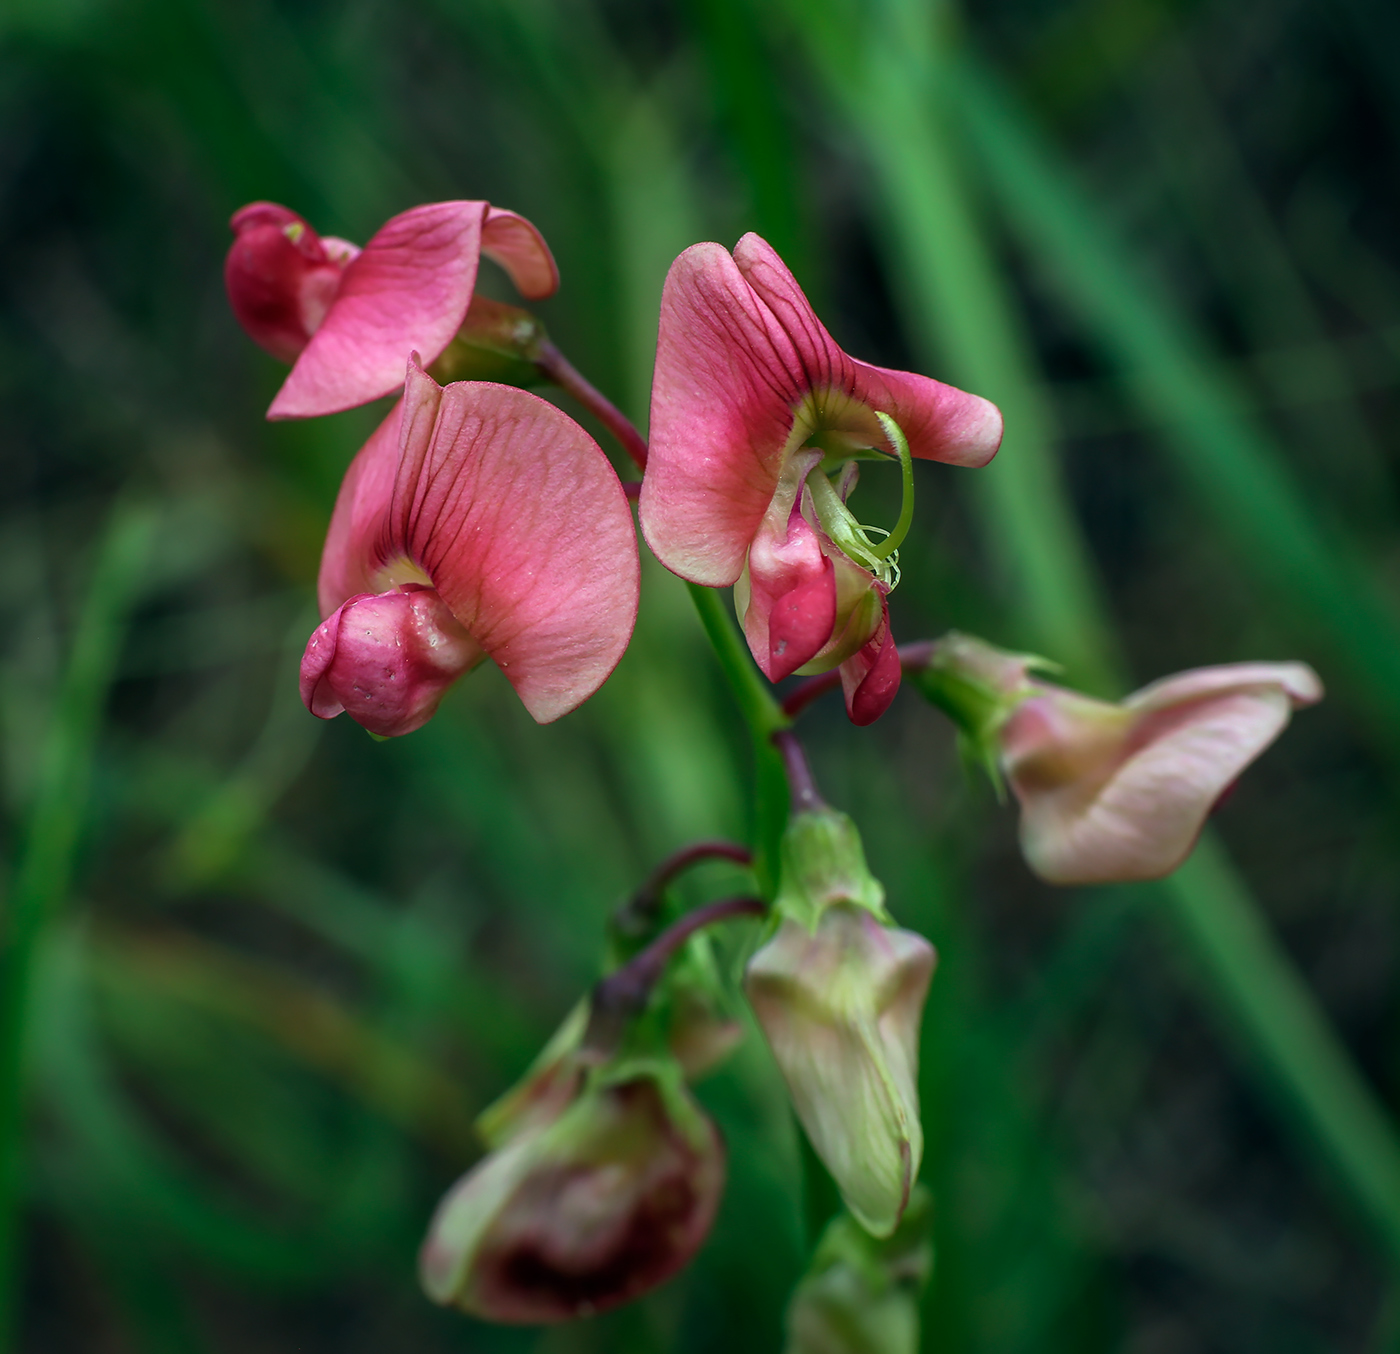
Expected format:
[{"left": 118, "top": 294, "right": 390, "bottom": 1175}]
[
  {"left": 227, "top": 201, "right": 637, "bottom": 734},
  {"left": 225, "top": 196, "right": 1323, "bottom": 1344}
]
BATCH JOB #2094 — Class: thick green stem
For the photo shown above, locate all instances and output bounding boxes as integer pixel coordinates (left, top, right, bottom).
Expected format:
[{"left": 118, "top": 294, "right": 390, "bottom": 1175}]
[
  {"left": 0, "top": 499, "right": 155, "bottom": 1351},
  {"left": 793, "top": 0, "right": 1400, "bottom": 1269},
  {"left": 686, "top": 583, "right": 792, "bottom": 896}
]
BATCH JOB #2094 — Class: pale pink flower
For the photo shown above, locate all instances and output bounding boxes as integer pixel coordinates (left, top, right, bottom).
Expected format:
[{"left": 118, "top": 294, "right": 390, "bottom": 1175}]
[
  {"left": 225, "top": 200, "right": 557, "bottom": 419},
  {"left": 300, "top": 358, "right": 638, "bottom": 736},
  {"left": 640, "top": 233, "right": 1001, "bottom": 724},
  {"left": 1000, "top": 662, "right": 1324, "bottom": 883}
]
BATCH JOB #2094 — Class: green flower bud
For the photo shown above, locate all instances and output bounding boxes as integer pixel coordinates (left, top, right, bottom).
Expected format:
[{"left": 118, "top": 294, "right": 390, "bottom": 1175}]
[
  {"left": 784, "top": 1187, "right": 934, "bottom": 1354},
  {"left": 420, "top": 1060, "right": 724, "bottom": 1324},
  {"left": 746, "top": 806, "right": 934, "bottom": 1237}
]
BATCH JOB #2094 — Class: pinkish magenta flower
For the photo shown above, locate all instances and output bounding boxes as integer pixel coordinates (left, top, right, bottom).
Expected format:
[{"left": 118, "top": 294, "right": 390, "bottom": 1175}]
[
  {"left": 300, "top": 358, "right": 638, "bottom": 736},
  {"left": 640, "top": 233, "right": 1002, "bottom": 725},
  {"left": 225, "top": 199, "right": 557, "bottom": 419}
]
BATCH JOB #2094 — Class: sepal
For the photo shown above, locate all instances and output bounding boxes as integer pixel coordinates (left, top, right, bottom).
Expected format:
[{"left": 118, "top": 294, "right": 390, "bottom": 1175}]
[{"left": 427, "top": 295, "right": 549, "bottom": 388}]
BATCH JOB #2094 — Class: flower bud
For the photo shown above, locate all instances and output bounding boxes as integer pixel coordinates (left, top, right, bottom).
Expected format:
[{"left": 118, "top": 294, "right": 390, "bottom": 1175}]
[
  {"left": 746, "top": 806, "right": 934, "bottom": 1237},
  {"left": 420, "top": 1064, "right": 724, "bottom": 1323},
  {"left": 747, "top": 907, "right": 933, "bottom": 1238},
  {"left": 913, "top": 634, "right": 1323, "bottom": 883},
  {"left": 784, "top": 1188, "right": 934, "bottom": 1354},
  {"left": 224, "top": 203, "right": 357, "bottom": 362},
  {"left": 300, "top": 584, "right": 484, "bottom": 738},
  {"left": 1001, "top": 662, "right": 1322, "bottom": 883},
  {"left": 665, "top": 979, "right": 744, "bottom": 1081},
  {"left": 427, "top": 295, "right": 549, "bottom": 388}
]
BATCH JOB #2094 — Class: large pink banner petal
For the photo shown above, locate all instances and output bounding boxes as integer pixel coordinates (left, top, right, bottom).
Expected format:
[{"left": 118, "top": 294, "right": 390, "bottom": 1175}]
[
  {"left": 642, "top": 242, "right": 809, "bottom": 585},
  {"left": 270, "top": 201, "right": 489, "bottom": 419},
  {"left": 392, "top": 371, "right": 638, "bottom": 723},
  {"left": 735, "top": 234, "right": 1002, "bottom": 467}
]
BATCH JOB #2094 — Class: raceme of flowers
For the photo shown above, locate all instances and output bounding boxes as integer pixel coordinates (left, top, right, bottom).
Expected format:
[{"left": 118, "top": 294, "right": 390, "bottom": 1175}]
[{"left": 224, "top": 197, "right": 1323, "bottom": 1336}]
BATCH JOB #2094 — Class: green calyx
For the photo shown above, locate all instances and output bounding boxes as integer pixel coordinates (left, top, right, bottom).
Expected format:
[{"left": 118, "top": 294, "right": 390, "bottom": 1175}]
[
  {"left": 774, "top": 806, "right": 888, "bottom": 933},
  {"left": 427, "top": 295, "right": 549, "bottom": 387},
  {"left": 910, "top": 632, "right": 1058, "bottom": 794}
]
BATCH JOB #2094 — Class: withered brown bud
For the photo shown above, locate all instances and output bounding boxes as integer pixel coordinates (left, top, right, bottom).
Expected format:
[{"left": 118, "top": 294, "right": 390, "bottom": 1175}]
[{"left": 419, "top": 1063, "right": 724, "bottom": 1323}]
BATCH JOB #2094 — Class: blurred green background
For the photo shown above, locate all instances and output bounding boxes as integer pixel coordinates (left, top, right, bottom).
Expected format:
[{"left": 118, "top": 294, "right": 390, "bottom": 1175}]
[{"left": 1, "top": 0, "right": 1398, "bottom": 1349}]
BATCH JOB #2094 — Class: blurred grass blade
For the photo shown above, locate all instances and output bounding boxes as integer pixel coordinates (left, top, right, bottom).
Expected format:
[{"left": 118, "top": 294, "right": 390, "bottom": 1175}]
[
  {"left": 790, "top": 0, "right": 1400, "bottom": 1267},
  {"left": 0, "top": 496, "right": 155, "bottom": 1353},
  {"left": 1163, "top": 840, "right": 1400, "bottom": 1263},
  {"left": 948, "top": 51, "right": 1400, "bottom": 750},
  {"left": 777, "top": 0, "right": 1118, "bottom": 694},
  {"left": 30, "top": 926, "right": 335, "bottom": 1283},
  {"left": 682, "top": 0, "right": 809, "bottom": 276}
]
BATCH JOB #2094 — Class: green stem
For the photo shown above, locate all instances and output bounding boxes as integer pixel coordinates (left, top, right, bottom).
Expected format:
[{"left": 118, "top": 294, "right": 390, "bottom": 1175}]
[
  {"left": 685, "top": 583, "right": 791, "bottom": 895},
  {"left": 0, "top": 498, "right": 154, "bottom": 1352}
]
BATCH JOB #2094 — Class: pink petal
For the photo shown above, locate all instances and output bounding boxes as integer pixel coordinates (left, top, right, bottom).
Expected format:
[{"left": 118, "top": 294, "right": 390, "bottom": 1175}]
[
  {"left": 767, "top": 559, "right": 838, "bottom": 683},
  {"left": 642, "top": 234, "right": 1002, "bottom": 587},
  {"left": 740, "top": 451, "right": 835, "bottom": 680},
  {"left": 391, "top": 362, "right": 638, "bottom": 723},
  {"left": 225, "top": 202, "right": 347, "bottom": 363},
  {"left": 269, "top": 201, "right": 491, "bottom": 419},
  {"left": 1126, "top": 661, "right": 1324, "bottom": 713},
  {"left": 642, "top": 242, "right": 811, "bottom": 585},
  {"left": 300, "top": 586, "right": 483, "bottom": 738},
  {"left": 1009, "top": 667, "right": 1320, "bottom": 884},
  {"left": 733, "top": 235, "right": 1003, "bottom": 467},
  {"left": 839, "top": 596, "right": 901, "bottom": 726},
  {"left": 481, "top": 207, "right": 559, "bottom": 300}
]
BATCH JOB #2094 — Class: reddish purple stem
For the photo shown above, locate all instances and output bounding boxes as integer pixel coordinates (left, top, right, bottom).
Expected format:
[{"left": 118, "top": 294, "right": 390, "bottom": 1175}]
[
  {"left": 591, "top": 895, "right": 767, "bottom": 1031},
  {"left": 536, "top": 340, "right": 649, "bottom": 473},
  {"left": 613, "top": 839, "right": 755, "bottom": 943},
  {"left": 772, "top": 729, "right": 824, "bottom": 812}
]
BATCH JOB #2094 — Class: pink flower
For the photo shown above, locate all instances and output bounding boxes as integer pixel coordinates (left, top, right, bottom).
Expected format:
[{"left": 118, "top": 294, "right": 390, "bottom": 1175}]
[
  {"left": 225, "top": 200, "right": 557, "bottom": 419},
  {"left": 301, "top": 358, "right": 638, "bottom": 736},
  {"left": 640, "top": 234, "right": 1002, "bottom": 724},
  {"left": 999, "top": 662, "right": 1324, "bottom": 884}
]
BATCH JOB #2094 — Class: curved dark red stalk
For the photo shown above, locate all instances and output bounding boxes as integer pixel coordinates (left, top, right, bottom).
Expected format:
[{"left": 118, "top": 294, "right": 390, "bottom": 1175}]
[
  {"left": 780, "top": 640, "right": 940, "bottom": 719},
  {"left": 588, "top": 896, "right": 767, "bottom": 1046},
  {"left": 535, "top": 339, "right": 649, "bottom": 474},
  {"left": 613, "top": 840, "right": 755, "bottom": 943}
]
